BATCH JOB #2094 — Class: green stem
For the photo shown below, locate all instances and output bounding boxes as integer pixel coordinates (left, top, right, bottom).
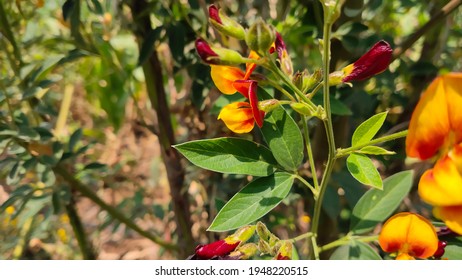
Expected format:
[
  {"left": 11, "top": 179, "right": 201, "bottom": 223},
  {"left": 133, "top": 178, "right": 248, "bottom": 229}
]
[
  {"left": 306, "top": 82, "right": 323, "bottom": 99},
  {"left": 336, "top": 130, "right": 408, "bottom": 158},
  {"left": 319, "top": 235, "right": 379, "bottom": 252},
  {"left": 260, "top": 79, "right": 296, "bottom": 102},
  {"left": 52, "top": 165, "right": 179, "bottom": 252},
  {"left": 65, "top": 198, "right": 97, "bottom": 259},
  {"left": 310, "top": 4, "right": 337, "bottom": 260},
  {"left": 301, "top": 116, "right": 319, "bottom": 190},
  {"left": 295, "top": 174, "right": 317, "bottom": 196},
  {"left": 287, "top": 232, "right": 314, "bottom": 243}
]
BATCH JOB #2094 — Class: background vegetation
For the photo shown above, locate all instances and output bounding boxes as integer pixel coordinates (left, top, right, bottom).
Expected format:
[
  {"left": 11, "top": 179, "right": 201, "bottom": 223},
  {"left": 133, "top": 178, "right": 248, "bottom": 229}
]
[{"left": 1, "top": 0, "right": 461, "bottom": 259}]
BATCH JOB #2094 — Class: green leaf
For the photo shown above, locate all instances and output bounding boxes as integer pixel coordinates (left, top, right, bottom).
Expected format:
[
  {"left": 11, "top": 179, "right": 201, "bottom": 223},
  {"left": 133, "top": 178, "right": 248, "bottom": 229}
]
[
  {"left": 260, "top": 106, "right": 303, "bottom": 171},
  {"left": 358, "top": 146, "right": 395, "bottom": 155},
  {"left": 352, "top": 111, "right": 388, "bottom": 146},
  {"left": 208, "top": 172, "right": 294, "bottom": 232},
  {"left": 350, "top": 170, "right": 414, "bottom": 234},
  {"left": 174, "top": 138, "right": 277, "bottom": 176},
  {"left": 69, "top": 128, "right": 82, "bottom": 152},
  {"left": 330, "top": 240, "right": 382, "bottom": 260},
  {"left": 84, "top": 162, "right": 107, "bottom": 170},
  {"left": 346, "top": 153, "right": 383, "bottom": 189},
  {"left": 442, "top": 236, "right": 462, "bottom": 260}
]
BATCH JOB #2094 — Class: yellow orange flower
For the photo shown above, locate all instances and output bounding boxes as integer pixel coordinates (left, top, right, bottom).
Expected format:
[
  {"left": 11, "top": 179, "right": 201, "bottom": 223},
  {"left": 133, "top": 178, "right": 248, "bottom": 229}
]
[
  {"left": 379, "top": 212, "right": 438, "bottom": 260},
  {"left": 209, "top": 51, "right": 265, "bottom": 133},
  {"left": 406, "top": 73, "right": 462, "bottom": 160},
  {"left": 418, "top": 144, "right": 462, "bottom": 234}
]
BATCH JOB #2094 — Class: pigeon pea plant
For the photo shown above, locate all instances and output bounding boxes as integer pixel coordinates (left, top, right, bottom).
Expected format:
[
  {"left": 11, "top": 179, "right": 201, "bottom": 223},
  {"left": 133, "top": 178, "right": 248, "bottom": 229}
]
[{"left": 176, "top": 1, "right": 448, "bottom": 260}]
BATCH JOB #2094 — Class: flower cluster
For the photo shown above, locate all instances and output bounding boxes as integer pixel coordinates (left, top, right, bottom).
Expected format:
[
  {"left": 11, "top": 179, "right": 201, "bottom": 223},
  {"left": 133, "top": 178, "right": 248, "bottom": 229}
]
[
  {"left": 195, "top": 4, "right": 392, "bottom": 134},
  {"left": 379, "top": 73, "right": 462, "bottom": 260},
  {"left": 406, "top": 73, "right": 462, "bottom": 235}
]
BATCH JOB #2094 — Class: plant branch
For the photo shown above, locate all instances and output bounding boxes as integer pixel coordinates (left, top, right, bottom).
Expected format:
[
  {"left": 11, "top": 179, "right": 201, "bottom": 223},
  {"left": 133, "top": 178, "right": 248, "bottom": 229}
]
[
  {"left": 65, "top": 197, "right": 97, "bottom": 259},
  {"left": 301, "top": 117, "right": 319, "bottom": 190},
  {"left": 52, "top": 164, "right": 179, "bottom": 252},
  {"left": 336, "top": 130, "right": 408, "bottom": 158},
  {"left": 310, "top": 2, "right": 339, "bottom": 260},
  {"left": 319, "top": 235, "right": 379, "bottom": 252},
  {"left": 392, "top": 0, "right": 462, "bottom": 61}
]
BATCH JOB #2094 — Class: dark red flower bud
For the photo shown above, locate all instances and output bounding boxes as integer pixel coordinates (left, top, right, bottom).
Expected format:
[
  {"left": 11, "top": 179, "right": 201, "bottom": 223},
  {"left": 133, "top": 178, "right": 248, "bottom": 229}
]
[
  {"left": 195, "top": 38, "right": 245, "bottom": 65},
  {"left": 195, "top": 239, "right": 240, "bottom": 260},
  {"left": 342, "top": 40, "right": 393, "bottom": 83},
  {"left": 208, "top": 5, "right": 222, "bottom": 24},
  {"left": 208, "top": 5, "right": 245, "bottom": 39},
  {"left": 195, "top": 38, "right": 219, "bottom": 63},
  {"left": 433, "top": 240, "right": 447, "bottom": 259}
]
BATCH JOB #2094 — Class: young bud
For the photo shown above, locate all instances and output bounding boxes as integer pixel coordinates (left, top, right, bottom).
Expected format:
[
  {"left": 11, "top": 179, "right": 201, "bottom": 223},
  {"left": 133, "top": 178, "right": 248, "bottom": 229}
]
[
  {"left": 208, "top": 5, "right": 245, "bottom": 40},
  {"left": 291, "top": 102, "right": 315, "bottom": 116},
  {"left": 245, "top": 18, "right": 276, "bottom": 55},
  {"left": 258, "top": 239, "right": 272, "bottom": 254},
  {"left": 226, "top": 225, "right": 256, "bottom": 243},
  {"left": 275, "top": 241, "right": 292, "bottom": 260},
  {"left": 256, "top": 221, "right": 271, "bottom": 241},
  {"left": 303, "top": 69, "right": 322, "bottom": 92},
  {"left": 227, "top": 243, "right": 259, "bottom": 260},
  {"left": 274, "top": 32, "right": 293, "bottom": 76},
  {"left": 259, "top": 99, "right": 279, "bottom": 113},
  {"left": 195, "top": 38, "right": 245, "bottom": 65},
  {"left": 293, "top": 71, "right": 305, "bottom": 91}
]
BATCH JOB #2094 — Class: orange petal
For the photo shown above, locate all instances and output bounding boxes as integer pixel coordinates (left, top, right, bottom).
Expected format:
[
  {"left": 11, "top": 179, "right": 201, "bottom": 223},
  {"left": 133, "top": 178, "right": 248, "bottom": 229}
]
[
  {"left": 396, "top": 253, "right": 415, "bottom": 260},
  {"left": 211, "top": 65, "right": 245, "bottom": 94},
  {"left": 217, "top": 102, "right": 255, "bottom": 133},
  {"left": 379, "top": 212, "right": 438, "bottom": 259},
  {"left": 406, "top": 75, "right": 451, "bottom": 160},
  {"left": 433, "top": 206, "right": 462, "bottom": 235},
  {"left": 442, "top": 73, "right": 462, "bottom": 143},
  {"left": 244, "top": 51, "right": 259, "bottom": 80},
  {"left": 418, "top": 154, "right": 462, "bottom": 206}
]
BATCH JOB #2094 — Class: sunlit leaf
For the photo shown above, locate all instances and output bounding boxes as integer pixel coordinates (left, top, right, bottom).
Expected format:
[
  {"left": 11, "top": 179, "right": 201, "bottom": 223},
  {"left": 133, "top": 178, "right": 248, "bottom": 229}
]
[
  {"left": 209, "top": 172, "right": 294, "bottom": 232},
  {"left": 350, "top": 170, "right": 413, "bottom": 234}
]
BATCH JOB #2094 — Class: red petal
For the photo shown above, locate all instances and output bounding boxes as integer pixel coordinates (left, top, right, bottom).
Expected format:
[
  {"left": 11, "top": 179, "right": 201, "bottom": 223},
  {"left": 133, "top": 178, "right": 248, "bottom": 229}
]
[
  {"left": 342, "top": 40, "right": 392, "bottom": 82},
  {"left": 195, "top": 239, "right": 240, "bottom": 259},
  {"left": 195, "top": 38, "right": 218, "bottom": 64},
  {"left": 208, "top": 5, "right": 222, "bottom": 24}
]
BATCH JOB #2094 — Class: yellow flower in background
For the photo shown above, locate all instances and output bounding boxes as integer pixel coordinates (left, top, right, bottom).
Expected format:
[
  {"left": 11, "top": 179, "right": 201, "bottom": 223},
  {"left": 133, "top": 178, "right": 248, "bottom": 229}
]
[
  {"left": 419, "top": 143, "right": 462, "bottom": 234},
  {"left": 379, "top": 212, "right": 438, "bottom": 260},
  {"left": 406, "top": 73, "right": 462, "bottom": 160},
  {"left": 406, "top": 72, "right": 462, "bottom": 235}
]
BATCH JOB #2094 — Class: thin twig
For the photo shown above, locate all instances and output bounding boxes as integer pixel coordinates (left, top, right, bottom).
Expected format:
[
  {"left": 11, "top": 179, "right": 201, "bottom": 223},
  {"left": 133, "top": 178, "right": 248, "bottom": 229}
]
[{"left": 393, "top": 0, "right": 462, "bottom": 61}]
